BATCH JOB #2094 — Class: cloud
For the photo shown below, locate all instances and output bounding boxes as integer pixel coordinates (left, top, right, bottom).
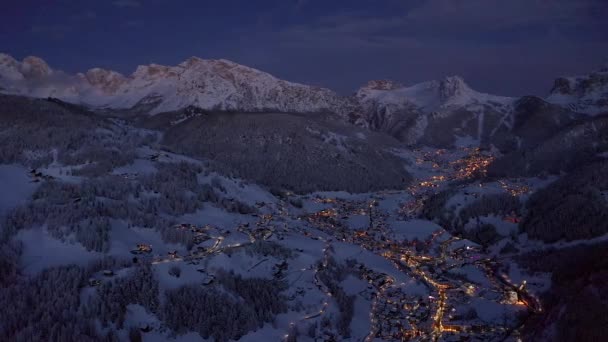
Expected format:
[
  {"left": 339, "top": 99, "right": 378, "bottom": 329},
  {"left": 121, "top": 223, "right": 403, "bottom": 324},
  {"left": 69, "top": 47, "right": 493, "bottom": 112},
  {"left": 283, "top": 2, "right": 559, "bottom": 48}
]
[
  {"left": 218, "top": 0, "right": 608, "bottom": 95},
  {"left": 112, "top": 0, "right": 141, "bottom": 8},
  {"left": 277, "top": 0, "right": 608, "bottom": 49},
  {"left": 248, "top": 0, "right": 608, "bottom": 61}
]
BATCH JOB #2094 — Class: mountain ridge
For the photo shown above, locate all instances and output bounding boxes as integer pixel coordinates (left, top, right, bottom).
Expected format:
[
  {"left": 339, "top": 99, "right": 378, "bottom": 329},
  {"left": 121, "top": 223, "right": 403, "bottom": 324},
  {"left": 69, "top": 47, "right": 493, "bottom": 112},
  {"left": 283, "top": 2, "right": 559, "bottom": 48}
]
[
  {"left": 0, "top": 53, "right": 355, "bottom": 119},
  {"left": 1, "top": 53, "right": 606, "bottom": 145}
]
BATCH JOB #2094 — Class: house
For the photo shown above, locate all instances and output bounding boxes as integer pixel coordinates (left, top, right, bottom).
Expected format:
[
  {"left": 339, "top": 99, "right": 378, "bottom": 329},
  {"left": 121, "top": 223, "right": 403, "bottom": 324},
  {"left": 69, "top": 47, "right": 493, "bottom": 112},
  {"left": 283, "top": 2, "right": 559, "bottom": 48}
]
[{"left": 136, "top": 244, "right": 152, "bottom": 252}]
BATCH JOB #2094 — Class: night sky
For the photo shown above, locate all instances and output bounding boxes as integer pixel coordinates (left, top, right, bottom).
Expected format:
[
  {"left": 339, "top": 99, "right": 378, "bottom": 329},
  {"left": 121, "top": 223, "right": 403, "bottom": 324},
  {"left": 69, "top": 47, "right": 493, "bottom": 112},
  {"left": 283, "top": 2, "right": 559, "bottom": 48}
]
[{"left": 2, "top": 0, "right": 608, "bottom": 96}]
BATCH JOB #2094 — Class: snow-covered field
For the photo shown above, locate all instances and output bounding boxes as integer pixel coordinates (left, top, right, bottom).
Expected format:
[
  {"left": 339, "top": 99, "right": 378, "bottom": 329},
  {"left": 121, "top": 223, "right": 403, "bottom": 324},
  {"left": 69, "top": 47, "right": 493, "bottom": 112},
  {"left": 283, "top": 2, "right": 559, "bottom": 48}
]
[
  {"left": 0, "top": 117, "right": 602, "bottom": 342},
  {"left": 0, "top": 164, "right": 38, "bottom": 215}
]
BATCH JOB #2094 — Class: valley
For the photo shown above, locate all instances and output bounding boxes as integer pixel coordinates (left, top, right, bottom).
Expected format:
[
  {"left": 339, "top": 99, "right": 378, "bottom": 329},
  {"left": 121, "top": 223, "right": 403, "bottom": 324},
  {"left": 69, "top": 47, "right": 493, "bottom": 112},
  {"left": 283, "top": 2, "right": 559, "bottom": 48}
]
[
  {"left": 0, "top": 126, "right": 563, "bottom": 341},
  {"left": 0, "top": 53, "right": 607, "bottom": 342}
]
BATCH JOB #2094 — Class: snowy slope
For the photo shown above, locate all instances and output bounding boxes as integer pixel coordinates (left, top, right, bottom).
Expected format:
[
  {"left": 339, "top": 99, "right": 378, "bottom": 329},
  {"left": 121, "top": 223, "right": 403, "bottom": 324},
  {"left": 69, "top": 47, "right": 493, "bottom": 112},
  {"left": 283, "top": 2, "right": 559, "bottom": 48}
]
[
  {"left": 2, "top": 51, "right": 600, "bottom": 141},
  {"left": 546, "top": 64, "right": 608, "bottom": 115},
  {"left": 0, "top": 53, "right": 349, "bottom": 116},
  {"left": 1, "top": 52, "right": 513, "bottom": 122},
  {"left": 356, "top": 77, "right": 516, "bottom": 145},
  {"left": 356, "top": 76, "right": 514, "bottom": 114}
]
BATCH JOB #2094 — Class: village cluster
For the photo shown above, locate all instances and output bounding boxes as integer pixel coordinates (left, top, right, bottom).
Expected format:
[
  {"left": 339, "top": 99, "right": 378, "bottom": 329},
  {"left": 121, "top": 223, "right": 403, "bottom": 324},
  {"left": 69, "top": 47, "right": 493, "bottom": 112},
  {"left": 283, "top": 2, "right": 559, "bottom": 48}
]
[
  {"left": 301, "top": 195, "right": 537, "bottom": 341},
  {"left": 77, "top": 146, "right": 541, "bottom": 341}
]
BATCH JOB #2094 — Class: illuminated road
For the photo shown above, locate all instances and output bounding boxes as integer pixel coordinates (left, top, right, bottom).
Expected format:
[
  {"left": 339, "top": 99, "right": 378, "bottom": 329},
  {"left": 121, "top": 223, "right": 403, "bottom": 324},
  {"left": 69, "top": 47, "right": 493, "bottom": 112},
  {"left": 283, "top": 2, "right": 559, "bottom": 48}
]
[
  {"left": 154, "top": 146, "right": 540, "bottom": 341},
  {"left": 151, "top": 236, "right": 253, "bottom": 265}
]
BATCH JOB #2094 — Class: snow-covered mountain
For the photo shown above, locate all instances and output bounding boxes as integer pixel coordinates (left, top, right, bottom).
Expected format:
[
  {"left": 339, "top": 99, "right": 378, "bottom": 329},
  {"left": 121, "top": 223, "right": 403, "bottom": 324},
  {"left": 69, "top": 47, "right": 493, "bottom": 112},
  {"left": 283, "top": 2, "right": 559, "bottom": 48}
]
[
  {"left": 1, "top": 52, "right": 602, "bottom": 147},
  {"left": 546, "top": 64, "right": 608, "bottom": 115},
  {"left": 355, "top": 76, "right": 517, "bottom": 146},
  {"left": 0, "top": 53, "right": 350, "bottom": 117},
  {"left": 356, "top": 76, "right": 514, "bottom": 114}
]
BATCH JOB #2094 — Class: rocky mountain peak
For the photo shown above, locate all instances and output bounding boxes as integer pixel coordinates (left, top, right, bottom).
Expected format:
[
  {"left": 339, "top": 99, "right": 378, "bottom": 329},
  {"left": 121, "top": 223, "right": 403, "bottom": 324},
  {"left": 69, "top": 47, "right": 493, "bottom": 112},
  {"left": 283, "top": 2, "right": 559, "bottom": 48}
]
[
  {"left": 546, "top": 65, "right": 608, "bottom": 115},
  {"left": 132, "top": 63, "right": 175, "bottom": 79},
  {"left": 0, "top": 53, "right": 23, "bottom": 82},
  {"left": 362, "top": 80, "right": 403, "bottom": 91},
  {"left": 550, "top": 77, "right": 572, "bottom": 95},
  {"left": 179, "top": 56, "right": 210, "bottom": 69},
  {"left": 438, "top": 76, "right": 470, "bottom": 101},
  {"left": 551, "top": 77, "right": 573, "bottom": 94},
  {"left": 0, "top": 53, "right": 18, "bottom": 67},
  {"left": 20, "top": 56, "right": 52, "bottom": 78},
  {"left": 85, "top": 68, "right": 127, "bottom": 94}
]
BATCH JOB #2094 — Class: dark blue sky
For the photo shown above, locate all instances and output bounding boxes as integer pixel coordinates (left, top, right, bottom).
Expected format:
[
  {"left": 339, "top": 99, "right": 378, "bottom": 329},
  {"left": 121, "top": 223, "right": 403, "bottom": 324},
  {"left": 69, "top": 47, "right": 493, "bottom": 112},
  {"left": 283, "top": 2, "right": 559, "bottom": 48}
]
[{"left": 2, "top": 0, "right": 607, "bottom": 96}]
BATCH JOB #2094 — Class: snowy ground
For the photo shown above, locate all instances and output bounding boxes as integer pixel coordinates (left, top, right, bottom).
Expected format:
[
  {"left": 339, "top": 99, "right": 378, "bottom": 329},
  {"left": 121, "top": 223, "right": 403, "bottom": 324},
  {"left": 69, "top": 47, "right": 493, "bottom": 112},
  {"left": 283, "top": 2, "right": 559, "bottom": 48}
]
[
  {"left": 0, "top": 164, "right": 38, "bottom": 216},
  {"left": 1, "top": 142, "right": 585, "bottom": 342},
  {"left": 17, "top": 228, "right": 101, "bottom": 274}
]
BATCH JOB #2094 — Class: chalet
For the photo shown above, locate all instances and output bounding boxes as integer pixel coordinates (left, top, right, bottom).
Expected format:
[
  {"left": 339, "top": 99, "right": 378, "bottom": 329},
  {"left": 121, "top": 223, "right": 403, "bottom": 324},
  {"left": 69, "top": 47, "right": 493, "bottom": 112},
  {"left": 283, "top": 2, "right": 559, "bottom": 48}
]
[
  {"left": 137, "top": 244, "right": 152, "bottom": 252},
  {"left": 131, "top": 243, "right": 153, "bottom": 255}
]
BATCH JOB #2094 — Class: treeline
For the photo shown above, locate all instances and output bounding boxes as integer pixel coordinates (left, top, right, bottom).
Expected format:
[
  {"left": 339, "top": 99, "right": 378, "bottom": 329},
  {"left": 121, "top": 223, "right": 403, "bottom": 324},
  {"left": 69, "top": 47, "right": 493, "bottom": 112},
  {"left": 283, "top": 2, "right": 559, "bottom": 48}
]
[
  {"left": 520, "top": 160, "right": 608, "bottom": 242},
  {"left": 242, "top": 240, "right": 295, "bottom": 259},
  {"left": 0, "top": 245, "right": 288, "bottom": 342},
  {"left": 488, "top": 115, "right": 608, "bottom": 178},
  {"left": 0, "top": 240, "right": 23, "bottom": 286},
  {"left": 0, "top": 95, "right": 98, "bottom": 168},
  {"left": 420, "top": 191, "right": 520, "bottom": 246},
  {"left": 3, "top": 161, "right": 255, "bottom": 251},
  {"left": 419, "top": 189, "right": 457, "bottom": 228},
  {"left": 421, "top": 159, "right": 608, "bottom": 244},
  {"left": 455, "top": 193, "right": 520, "bottom": 245},
  {"left": 216, "top": 269, "right": 288, "bottom": 323},
  {"left": 0, "top": 260, "right": 127, "bottom": 342},
  {"left": 0, "top": 94, "right": 155, "bottom": 170},
  {"left": 317, "top": 256, "right": 356, "bottom": 338},
  {"left": 162, "top": 270, "right": 288, "bottom": 341},
  {"left": 456, "top": 193, "right": 520, "bottom": 228},
  {"left": 517, "top": 242, "right": 608, "bottom": 342},
  {"left": 83, "top": 264, "right": 160, "bottom": 330},
  {"left": 162, "top": 112, "right": 410, "bottom": 193}
]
